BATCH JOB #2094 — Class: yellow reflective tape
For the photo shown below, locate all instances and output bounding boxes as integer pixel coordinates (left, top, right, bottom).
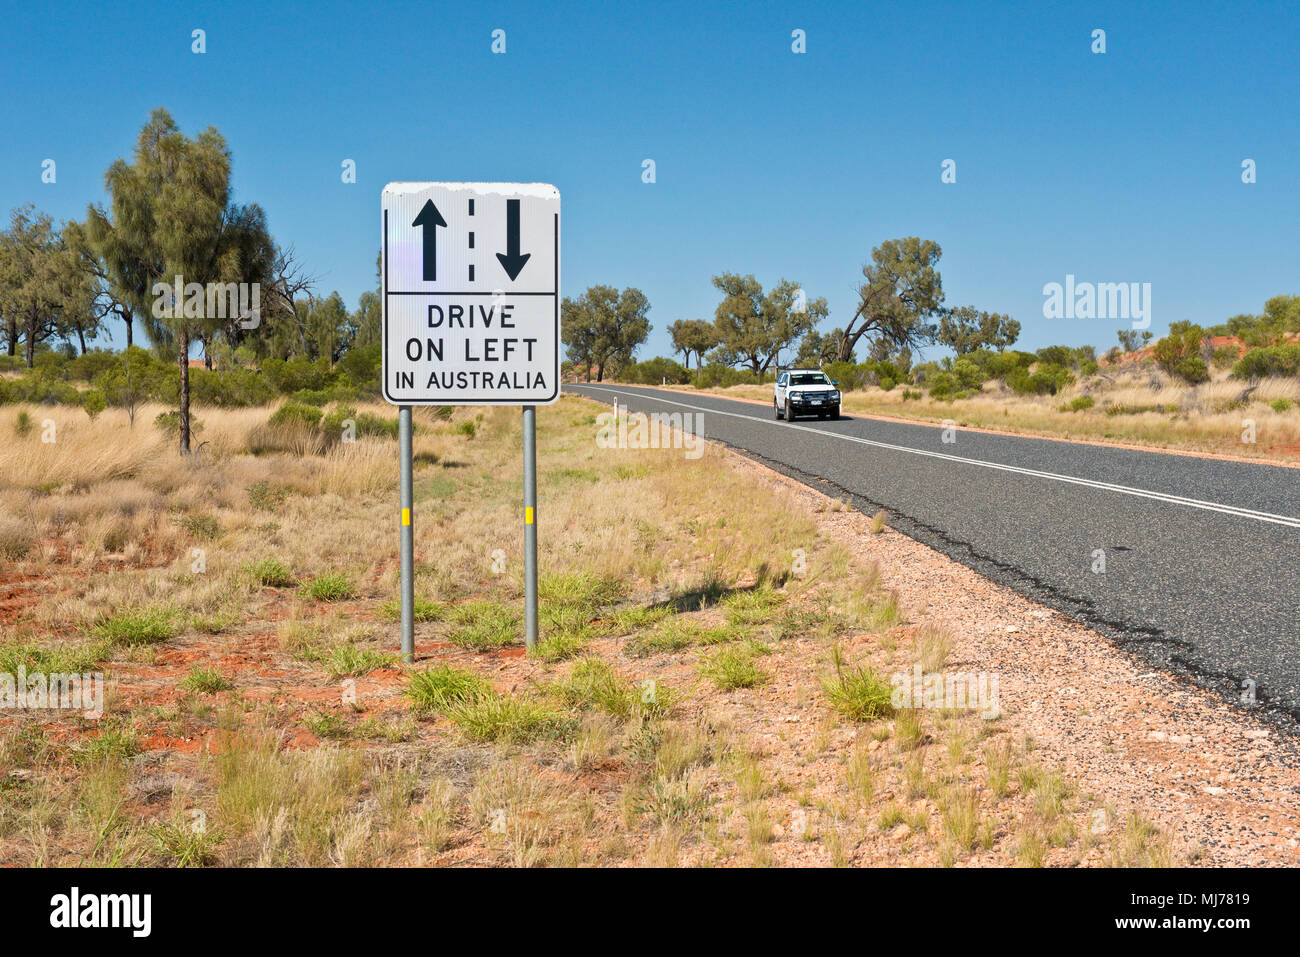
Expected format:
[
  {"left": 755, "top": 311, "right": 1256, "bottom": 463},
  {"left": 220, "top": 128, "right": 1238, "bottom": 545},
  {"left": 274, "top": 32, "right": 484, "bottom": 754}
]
[
  {"left": 401, "top": 508, "right": 410, "bottom": 526},
  {"left": 525, "top": 507, "right": 534, "bottom": 525}
]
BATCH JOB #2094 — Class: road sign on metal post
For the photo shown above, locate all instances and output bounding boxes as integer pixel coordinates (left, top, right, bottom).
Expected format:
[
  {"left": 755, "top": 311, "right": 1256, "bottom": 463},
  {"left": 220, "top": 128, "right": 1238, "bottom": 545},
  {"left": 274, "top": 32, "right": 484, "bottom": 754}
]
[{"left": 381, "top": 183, "right": 560, "bottom": 657}]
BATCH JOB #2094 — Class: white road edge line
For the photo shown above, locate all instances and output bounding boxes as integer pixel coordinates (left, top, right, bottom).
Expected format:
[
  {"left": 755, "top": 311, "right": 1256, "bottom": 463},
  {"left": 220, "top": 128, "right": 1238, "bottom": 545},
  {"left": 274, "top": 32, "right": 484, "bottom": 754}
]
[{"left": 572, "top": 385, "right": 1300, "bottom": 530}]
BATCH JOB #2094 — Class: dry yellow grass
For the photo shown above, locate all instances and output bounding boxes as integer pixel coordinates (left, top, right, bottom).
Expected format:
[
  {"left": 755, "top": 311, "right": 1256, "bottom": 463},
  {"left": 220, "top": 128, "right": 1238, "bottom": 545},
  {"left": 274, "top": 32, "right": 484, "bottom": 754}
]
[{"left": 0, "top": 393, "right": 1181, "bottom": 868}]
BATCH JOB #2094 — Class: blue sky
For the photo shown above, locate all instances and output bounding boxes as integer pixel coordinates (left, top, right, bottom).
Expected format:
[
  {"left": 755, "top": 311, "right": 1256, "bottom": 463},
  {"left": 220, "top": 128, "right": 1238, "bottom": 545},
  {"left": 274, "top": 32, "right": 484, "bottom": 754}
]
[{"left": 2, "top": 0, "right": 1297, "bottom": 360}]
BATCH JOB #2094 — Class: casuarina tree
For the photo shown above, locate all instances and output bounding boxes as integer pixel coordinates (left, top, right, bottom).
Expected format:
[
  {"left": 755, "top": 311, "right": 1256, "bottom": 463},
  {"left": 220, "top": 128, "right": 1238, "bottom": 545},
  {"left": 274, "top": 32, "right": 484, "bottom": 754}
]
[{"left": 86, "top": 108, "right": 273, "bottom": 453}]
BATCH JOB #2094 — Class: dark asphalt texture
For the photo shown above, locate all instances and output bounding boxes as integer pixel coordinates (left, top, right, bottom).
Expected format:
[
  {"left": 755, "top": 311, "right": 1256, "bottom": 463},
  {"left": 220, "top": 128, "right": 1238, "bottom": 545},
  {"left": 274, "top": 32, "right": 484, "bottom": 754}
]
[{"left": 567, "top": 383, "right": 1300, "bottom": 729}]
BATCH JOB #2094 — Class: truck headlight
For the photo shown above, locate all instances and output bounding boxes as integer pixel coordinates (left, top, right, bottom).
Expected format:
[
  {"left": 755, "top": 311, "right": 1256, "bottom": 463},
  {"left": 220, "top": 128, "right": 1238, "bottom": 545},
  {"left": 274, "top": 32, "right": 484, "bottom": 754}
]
[{"left": 831, "top": 391, "right": 841, "bottom": 400}]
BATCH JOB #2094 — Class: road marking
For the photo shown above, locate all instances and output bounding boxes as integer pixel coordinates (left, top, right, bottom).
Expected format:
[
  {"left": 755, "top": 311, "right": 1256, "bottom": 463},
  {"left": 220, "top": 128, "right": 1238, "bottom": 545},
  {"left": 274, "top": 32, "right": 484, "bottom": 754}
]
[{"left": 572, "top": 385, "right": 1300, "bottom": 530}]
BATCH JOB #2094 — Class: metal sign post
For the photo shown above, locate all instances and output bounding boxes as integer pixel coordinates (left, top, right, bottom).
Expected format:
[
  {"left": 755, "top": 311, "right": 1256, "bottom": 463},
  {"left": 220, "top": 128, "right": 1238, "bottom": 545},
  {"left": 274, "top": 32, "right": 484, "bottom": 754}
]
[
  {"left": 380, "top": 182, "right": 560, "bottom": 658},
  {"left": 523, "top": 406, "right": 538, "bottom": 650},
  {"left": 399, "top": 405, "right": 414, "bottom": 662}
]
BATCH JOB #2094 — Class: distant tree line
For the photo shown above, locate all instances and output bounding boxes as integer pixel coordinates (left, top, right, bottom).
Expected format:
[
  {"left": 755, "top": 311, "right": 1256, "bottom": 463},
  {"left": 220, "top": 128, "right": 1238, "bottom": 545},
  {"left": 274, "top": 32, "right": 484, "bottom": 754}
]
[
  {"left": 561, "top": 236, "right": 1021, "bottom": 385},
  {"left": 0, "top": 109, "right": 381, "bottom": 453}
]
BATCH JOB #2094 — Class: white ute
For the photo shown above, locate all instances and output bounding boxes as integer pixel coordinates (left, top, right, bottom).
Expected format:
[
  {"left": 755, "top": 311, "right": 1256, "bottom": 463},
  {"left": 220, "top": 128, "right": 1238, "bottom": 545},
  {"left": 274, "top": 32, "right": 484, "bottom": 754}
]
[{"left": 773, "top": 369, "right": 841, "bottom": 421}]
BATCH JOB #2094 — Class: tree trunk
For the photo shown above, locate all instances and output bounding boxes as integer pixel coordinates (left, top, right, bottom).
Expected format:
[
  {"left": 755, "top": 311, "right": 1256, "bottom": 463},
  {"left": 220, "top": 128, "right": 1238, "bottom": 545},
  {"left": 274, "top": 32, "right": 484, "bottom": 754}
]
[
  {"left": 124, "top": 312, "right": 133, "bottom": 348},
  {"left": 178, "top": 337, "right": 191, "bottom": 455},
  {"left": 77, "top": 328, "right": 87, "bottom": 354}
]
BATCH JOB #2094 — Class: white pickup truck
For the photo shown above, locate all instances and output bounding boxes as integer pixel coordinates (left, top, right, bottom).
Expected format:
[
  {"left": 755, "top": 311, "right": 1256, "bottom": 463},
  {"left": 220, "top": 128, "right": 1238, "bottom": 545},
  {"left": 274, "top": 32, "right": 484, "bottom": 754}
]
[{"left": 773, "top": 369, "right": 841, "bottom": 421}]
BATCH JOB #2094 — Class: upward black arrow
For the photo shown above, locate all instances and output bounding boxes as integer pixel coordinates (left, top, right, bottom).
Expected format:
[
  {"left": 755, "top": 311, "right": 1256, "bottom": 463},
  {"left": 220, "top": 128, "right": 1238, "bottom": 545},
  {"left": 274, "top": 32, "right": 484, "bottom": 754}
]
[
  {"left": 495, "top": 199, "right": 531, "bottom": 281},
  {"left": 412, "top": 199, "right": 447, "bottom": 282}
]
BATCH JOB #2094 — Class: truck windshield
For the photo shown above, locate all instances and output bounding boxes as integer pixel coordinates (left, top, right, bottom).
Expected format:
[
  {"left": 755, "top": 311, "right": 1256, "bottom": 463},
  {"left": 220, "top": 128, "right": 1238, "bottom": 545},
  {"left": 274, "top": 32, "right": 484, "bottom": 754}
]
[{"left": 790, "top": 374, "right": 830, "bottom": 386}]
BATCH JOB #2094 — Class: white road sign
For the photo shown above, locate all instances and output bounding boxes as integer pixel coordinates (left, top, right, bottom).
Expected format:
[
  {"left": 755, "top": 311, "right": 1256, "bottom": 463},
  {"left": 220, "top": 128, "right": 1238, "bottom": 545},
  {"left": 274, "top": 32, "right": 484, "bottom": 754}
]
[{"left": 381, "top": 182, "right": 560, "bottom": 405}]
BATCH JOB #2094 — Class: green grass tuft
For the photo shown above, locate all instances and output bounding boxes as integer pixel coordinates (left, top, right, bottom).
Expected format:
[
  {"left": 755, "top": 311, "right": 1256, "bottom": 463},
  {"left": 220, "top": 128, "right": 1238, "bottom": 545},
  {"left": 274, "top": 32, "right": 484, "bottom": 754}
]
[
  {"left": 407, "top": 664, "right": 492, "bottom": 714},
  {"left": 822, "top": 643, "right": 895, "bottom": 721},
  {"left": 179, "top": 666, "right": 234, "bottom": 694},
  {"left": 300, "top": 572, "right": 356, "bottom": 602},
  {"left": 243, "top": 557, "right": 293, "bottom": 587},
  {"left": 379, "top": 597, "right": 444, "bottom": 622},
  {"left": 94, "top": 607, "right": 177, "bottom": 646},
  {"left": 447, "top": 600, "right": 519, "bottom": 649}
]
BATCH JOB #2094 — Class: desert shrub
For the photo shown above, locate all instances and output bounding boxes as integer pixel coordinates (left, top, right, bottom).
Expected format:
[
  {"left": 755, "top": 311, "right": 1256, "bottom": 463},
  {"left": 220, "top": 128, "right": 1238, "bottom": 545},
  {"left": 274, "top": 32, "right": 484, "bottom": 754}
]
[
  {"left": 81, "top": 389, "right": 106, "bottom": 420},
  {"left": 32, "top": 351, "right": 69, "bottom": 379},
  {"left": 693, "top": 364, "right": 765, "bottom": 389},
  {"left": 822, "top": 361, "right": 859, "bottom": 390},
  {"left": 625, "top": 356, "right": 691, "bottom": 385},
  {"left": 951, "top": 358, "right": 985, "bottom": 390},
  {"left": 8, "top": 373, "right": 80, "bottom": 405},
  {"left": 337, "top": 343, "right": 382, "bottom": 394},
  {"left": 927, "top": 371, "right": 960, "bottom": 399},
  {"left": 247, "top": 481, "right": 290, "bottom": 510},
  {"left": 1171, "top": 355, "right": 1209, "bottom": 384},
  {"left": 1062, "top": 394, "right": 1096, "bottom": 412},
  {"left": 260, "top": 356, "right": 336, "bottom": 394},
  {"left": 983, "top": 350, "right": 1035, "bottom": 380},
  {"left": 268, "top": 400, "right": 323, "bottom": 429},
  {"left": 154, "top": 411, "right": 203, "bottom": 436},
  {"left": 65, "top": 349, "right": 122, "bottom": 383},
  {"left": 320, "top": 405, "right": 399, "bottom": 440},
  {"left": 1008, "top": 363, "right": 1073, "bottom": 396},
  {"left": 1152, "top": 322, "right": 1207, "bottom": 382},
  {"left": 1232, "top": 344, "right": 1300, "bottom": 379},
  {"left": 291, "top": 388, "right": 332, "bottom": 407},
  {"left": 1035, "top": 345, "right": 1073, "bottom": 367},
  {"left": 1210, "top": 346, "right": 1241, "bottom": 369},
  {"left": 190, "top": 367, "right": 276, "bottom": 406}
]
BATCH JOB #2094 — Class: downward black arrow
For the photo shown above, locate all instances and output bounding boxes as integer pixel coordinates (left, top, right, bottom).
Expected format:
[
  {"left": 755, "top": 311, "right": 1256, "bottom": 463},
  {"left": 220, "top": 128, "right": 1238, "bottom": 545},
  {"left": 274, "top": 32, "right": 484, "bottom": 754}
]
[
  {"left": 495, "top": 199, "right": 531, "bottom": 281},
  {"left": 412, "top": 199, "right": 447, "bottom": 282}
]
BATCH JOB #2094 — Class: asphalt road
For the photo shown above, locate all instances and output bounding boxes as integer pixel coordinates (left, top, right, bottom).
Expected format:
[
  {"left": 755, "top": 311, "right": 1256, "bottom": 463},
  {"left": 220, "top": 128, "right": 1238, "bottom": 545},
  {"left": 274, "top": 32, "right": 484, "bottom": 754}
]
[{"left": 567, "top": 382, "right": 1300, "bottom": 726}]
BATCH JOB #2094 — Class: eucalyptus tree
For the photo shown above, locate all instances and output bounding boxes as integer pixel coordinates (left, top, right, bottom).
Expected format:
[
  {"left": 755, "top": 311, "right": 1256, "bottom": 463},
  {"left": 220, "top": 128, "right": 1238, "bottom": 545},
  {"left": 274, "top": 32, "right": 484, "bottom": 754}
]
[{"left": 838, "top": 238, "right": 945, "bottom": 362}]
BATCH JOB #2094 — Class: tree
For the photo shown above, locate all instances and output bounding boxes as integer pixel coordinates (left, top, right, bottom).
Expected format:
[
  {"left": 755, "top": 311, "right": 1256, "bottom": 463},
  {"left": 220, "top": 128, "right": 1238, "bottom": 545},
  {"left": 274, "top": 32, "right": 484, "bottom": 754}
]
[
  {"left": 667, "top": 318, "right": 719, "bottom": 370},
  {"left": 561, "top": 285, "right": 651, "bottom": 381},
  {"left": 254, "top": 244, "right": 317, "bottom": 358},
  {"left": 63, "top": 219, "right": 127, "bottom": 352},
  {"left": 794, "top": 327, "right": 847, "bottom": 367},
  {"left": 710, "top": 273, "right": 827, "bottom": 375},
  {"left": 938, "top": 306, "right": 1020, "bottom": 355},
  {"left": 837, "top": 238, "right": 944, "bottom": 361},
  {"left": 0, "top": 205, "right": 94, "bottom": 367},
  {"left": 305, "top": 291, "right": 353, "bottom": 363},
  {"left": 90, "top": 108, "right": 273, "bottom": 453},
  {"left": 1116, "top": 329, "right": 1141, "bottom": 353}
]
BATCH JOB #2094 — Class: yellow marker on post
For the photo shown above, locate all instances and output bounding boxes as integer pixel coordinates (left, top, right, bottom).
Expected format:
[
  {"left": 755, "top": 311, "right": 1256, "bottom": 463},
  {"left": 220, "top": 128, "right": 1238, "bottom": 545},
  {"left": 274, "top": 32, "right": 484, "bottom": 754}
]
[
  {"left": 402, "top": 508, "right": 411, "bottom": 526},
  {"left": 525, "top": 507, "right": 534, "bottom": 525}
]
